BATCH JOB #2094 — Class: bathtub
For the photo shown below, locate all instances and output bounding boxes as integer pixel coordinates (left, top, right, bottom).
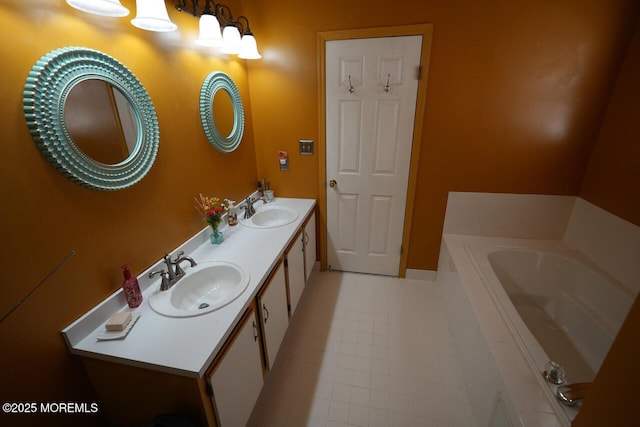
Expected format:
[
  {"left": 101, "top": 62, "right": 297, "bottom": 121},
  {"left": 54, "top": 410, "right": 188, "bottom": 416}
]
[{"left": 438, "top": 235, "right": 635, "bottom": 427}]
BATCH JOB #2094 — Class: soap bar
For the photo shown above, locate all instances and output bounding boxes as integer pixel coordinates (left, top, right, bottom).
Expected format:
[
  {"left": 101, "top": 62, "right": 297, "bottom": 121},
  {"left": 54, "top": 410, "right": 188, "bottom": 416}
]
[{"left": 105, "top": 312, "right": 132, "bottom": 331}]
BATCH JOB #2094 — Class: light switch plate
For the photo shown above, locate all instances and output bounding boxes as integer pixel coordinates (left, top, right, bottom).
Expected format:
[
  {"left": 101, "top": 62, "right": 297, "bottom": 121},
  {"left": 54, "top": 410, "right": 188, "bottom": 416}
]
[{"left": 299, "top": 139, "right": 314, "bottom": 155}]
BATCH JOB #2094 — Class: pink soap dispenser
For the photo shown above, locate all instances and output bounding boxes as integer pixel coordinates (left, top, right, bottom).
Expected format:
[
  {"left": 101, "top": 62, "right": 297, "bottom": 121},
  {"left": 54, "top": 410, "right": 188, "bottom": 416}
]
[{"left": 121, "top": 264, "right": 143, "bottom": 308}]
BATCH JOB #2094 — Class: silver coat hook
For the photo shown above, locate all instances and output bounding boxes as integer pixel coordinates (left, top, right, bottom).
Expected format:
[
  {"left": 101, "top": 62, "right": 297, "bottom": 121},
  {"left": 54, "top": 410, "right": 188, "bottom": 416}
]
[
  {"left": 348, "top": 75, "right": 355, "bottom": 94},
  {"left": 384, "top": 73, "right": 391, "bottom": 93}
]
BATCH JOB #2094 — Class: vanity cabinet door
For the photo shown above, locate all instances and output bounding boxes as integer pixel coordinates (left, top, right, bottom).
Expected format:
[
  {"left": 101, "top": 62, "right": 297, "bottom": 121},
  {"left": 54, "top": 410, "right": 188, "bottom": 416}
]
[
  {"left": 257, "top": 260, "right": 289, "bottom": 370},
  {"left": 303, "top": 211, "right": 316, "bottom": 282},
  {"left": 286, "top": 230, "right": 305, "bottom": 316},
  {"left": 207, "top": 302, "right": 264, "bottom": 427}
]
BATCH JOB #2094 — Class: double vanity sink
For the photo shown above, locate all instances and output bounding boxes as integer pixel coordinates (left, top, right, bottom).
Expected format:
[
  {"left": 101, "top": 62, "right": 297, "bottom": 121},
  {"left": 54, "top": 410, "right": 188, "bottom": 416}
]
[
  {"left": 147, "top": 205, "right": 299, "bottom": 318},
  {"left": 149, "top": 261, "right": 250, "bottom": 317},
  {"left": 239, "top": 205, "right": 299, "bottom": 229},
  {"left": 61, "top": 197, "right": 316, "bottom": 378}
]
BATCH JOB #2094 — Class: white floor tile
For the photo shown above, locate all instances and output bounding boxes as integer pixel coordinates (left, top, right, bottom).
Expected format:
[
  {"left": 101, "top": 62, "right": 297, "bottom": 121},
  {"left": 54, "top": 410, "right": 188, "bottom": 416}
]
[{"left": 248, "top": 271, "right": 476, "bottom": 427}]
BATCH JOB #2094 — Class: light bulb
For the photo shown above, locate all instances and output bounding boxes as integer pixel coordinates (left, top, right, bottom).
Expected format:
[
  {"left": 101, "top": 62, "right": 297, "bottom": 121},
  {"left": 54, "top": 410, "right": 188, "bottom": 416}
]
[
  {"left": 131, "top": 0, "right": 177, "bottom": 32},
  {"left": 238, "top": 34, "right": 262, "bottom": 59},
  {"left": 220, "top": 25, "right": 241, "bottom": 54},
  {"left": 196, "top": 14, "right": 223, "bottom": 47},
  {"left": 66, "top": 0, "right": 129, "bottom": 17}
]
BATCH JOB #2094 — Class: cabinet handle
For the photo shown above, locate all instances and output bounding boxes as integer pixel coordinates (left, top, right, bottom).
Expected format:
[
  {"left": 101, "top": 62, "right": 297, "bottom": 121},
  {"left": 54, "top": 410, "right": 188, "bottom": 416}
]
[
  {"left": 303, "top": 231, "right": 309, "bottom": 246},
  {"left": 252, "top": 321, "right": 258, "bottom": 341},
  {"left": 263, "top": 304, "right": 269, "bottom": 323}
]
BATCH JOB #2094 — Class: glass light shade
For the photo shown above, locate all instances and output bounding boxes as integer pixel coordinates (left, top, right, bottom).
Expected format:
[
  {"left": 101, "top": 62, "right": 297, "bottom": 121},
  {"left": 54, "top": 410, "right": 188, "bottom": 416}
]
[
  {"left": 66, "top": 0, "right": 129, "bottom": 17},
  {"left": 238, "top": 34, "right": 262, "bottom": 59},
  {"left": 220, "top": 25, "right": 242, "bottom": 54},
  {"left": 131, "top": 0, "right": 177, "bottom": 32},
  {"left": 196, "top": 14, "right": 223, "bottom": 47}
]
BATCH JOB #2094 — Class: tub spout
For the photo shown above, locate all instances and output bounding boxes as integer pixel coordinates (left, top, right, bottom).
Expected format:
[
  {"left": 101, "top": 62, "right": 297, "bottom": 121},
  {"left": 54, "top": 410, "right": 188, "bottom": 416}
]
[{"left": 557, "top": 382, "right": 591, "bottom": 407}]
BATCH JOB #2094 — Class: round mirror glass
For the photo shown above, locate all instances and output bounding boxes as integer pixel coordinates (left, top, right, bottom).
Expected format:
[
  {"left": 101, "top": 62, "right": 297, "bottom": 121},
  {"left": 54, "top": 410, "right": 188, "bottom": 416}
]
[
  {"left": 23, "top": 47, "right": 159, "bottom": 191},
  {"left": 65, "top": 80, "right": 139, "bottom": 165},
  {"left": 211, "top": 89, "right": 235, "bottom": 138},
  {"left": 200, "top": 72, "right": 244, "bottom": 153}
]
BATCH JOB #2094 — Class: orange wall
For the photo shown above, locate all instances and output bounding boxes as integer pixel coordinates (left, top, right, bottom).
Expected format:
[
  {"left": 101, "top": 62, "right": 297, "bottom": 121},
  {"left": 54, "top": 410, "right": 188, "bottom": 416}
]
[
  {"left": 572, "top": 20, "right": 640, "bottom": 426},
  {"left": 580, "top": 19, "right": 640, "bottom": 226},
  {"left": 243, "top": 0, "right": 640, "bottom": 270},
  {"left": 0, "top": 0, "right": 256, "bottom": 425}
]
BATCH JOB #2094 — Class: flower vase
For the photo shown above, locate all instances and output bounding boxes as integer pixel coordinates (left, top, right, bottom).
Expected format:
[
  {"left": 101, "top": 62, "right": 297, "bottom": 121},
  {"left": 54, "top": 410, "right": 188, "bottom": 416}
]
[{"left": 210, "top": 229, "right": 224, "bottom": 245}]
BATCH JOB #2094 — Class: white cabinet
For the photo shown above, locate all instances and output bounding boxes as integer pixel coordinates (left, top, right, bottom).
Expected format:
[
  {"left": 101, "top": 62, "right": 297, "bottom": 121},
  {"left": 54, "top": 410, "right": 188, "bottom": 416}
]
[
  {"left": 257, "top": 260, "right": 289, "bottom": 370},
  {"left": 286, "top": 230, "right": 305, "bottom": 316},
  {"left": 207, "top": 303, "right": 264, "bottom": 427},
  {"left": 303, "top": 211, "right": 316, "bottom": 281}
]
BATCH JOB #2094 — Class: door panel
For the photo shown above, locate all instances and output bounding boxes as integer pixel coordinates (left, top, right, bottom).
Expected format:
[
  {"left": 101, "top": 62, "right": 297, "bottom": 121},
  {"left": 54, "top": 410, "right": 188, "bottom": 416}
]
[
  {"left": 326, "top": 35, "right": 422, "bottom": 275},
  {"left": 373, "top": 100, "right": 400, "bottom": 174},
  {"left": 258, "top": 262, "right": 288, "bottom": 369},
  {"left": 208, "top": 306, "right": 263, "bottom": 427},
  {"left": 369, "top": 195, "right": 393, "bottom": 255},
  {"left": 338, "top": 100, "right": 362, "bottom": 173},
  {"left": 286, "top": 232, "right": 305, "bottom": 316},
  {"left": 304, "top": 212, "right": 316, "bottom": 281}
]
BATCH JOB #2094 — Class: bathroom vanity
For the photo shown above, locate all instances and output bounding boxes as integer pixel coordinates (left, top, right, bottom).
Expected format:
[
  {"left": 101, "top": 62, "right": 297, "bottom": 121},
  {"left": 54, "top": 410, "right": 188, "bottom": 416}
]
[{"left": 62, "top": 198, "right": 317, "bottom": 426}]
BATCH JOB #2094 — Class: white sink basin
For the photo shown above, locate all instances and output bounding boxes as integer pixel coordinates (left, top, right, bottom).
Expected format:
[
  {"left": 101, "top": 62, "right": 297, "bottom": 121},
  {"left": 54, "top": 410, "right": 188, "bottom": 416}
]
[
  {"left": 148, "top": 261, "right": 250, "bottom": 318},
  {"left": 240, "top": 205, "right": 299, "bottom": 229}
]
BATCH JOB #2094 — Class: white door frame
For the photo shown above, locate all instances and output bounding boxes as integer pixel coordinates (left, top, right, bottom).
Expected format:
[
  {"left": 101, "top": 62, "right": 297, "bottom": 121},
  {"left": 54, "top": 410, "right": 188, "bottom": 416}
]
[{"left": 317, "top": 24, "right": 433, "bottom": 277}]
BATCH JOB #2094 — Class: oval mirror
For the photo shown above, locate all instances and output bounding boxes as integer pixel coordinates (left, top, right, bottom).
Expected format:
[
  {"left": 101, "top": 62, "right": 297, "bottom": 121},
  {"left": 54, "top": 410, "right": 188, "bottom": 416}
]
[
  {"left": 23, "top": 47, "right": 159, "bottom": 191},
  {"left": 200, "top": 72, "right": 244, "bottom": 153},
  {"left": 211, "top": 89, "right": 235, "bottom": 138}
]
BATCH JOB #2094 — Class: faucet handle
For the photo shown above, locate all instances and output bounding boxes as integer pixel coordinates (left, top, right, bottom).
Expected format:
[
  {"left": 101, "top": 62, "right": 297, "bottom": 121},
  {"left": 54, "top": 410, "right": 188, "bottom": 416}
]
[
  {"left": 557, "top": 383, "right": 591, "bottom": 407},
  {"left": 149, "top": 269, "right": 170, "bottom": 291},
  {"left": 174, "top": 263, "right": 186, "bottom": 277}
]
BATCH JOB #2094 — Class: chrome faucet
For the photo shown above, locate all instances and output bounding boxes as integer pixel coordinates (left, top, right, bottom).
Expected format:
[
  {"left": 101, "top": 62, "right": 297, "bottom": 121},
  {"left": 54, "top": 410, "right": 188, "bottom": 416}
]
[
  {"left": 148, "top": 251, "right": 197, "bottom": 291},
  {"left": 556, "top": 382, "right": 591, "bottom": 407},
  {"left": 241, "top": 196, "right": 265, "bottom": 219},
  {"left": 173, "top": 251, "right": 197, "bottom": 276}
]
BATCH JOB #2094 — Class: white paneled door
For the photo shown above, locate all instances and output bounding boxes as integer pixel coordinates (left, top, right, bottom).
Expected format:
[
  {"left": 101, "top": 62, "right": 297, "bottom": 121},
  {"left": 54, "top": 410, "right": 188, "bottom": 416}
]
[{"left": 326, "top": 36, "right": 422, "bottom": 276}]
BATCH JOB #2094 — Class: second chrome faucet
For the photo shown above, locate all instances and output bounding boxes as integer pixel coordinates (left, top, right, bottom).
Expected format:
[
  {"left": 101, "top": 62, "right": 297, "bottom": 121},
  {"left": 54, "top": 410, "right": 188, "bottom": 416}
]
[{"left": 148, "top": 251, "right": 197, "bottom": 291}]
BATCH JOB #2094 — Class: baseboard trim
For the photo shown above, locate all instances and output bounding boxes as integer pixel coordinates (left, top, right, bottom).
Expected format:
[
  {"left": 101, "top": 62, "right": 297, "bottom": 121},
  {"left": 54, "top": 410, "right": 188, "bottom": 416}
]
[{"left": 405, "top": 269, "right": 437, "bottom": 282}]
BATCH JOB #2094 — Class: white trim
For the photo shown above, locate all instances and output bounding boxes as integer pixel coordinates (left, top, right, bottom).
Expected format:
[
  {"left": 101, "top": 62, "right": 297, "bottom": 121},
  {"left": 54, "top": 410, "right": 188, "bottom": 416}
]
[{"left": 405, "top": 269, "right": 436, "bottom": 282}]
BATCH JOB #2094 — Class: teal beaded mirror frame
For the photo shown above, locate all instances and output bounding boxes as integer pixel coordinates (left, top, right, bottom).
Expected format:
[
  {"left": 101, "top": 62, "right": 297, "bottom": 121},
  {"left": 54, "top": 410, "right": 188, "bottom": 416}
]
[
  {"left": 23, "top": 47, "right": 160, "bottom": 191},
  {"left": 200, "top": 71, "right": 244, "bottom": 153}
]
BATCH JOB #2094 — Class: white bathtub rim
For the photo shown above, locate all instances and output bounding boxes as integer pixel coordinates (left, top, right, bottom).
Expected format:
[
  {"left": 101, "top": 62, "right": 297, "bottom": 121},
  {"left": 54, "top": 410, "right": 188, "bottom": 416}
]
[
  {"left": 443, "top": 234, "right": 575, "bottom": 426},
  {"left": 485, "top": 248, "right": 632, "bottom": 372},
  {"left": 469, "top": 241, "right": 632, "bottom": 375}
]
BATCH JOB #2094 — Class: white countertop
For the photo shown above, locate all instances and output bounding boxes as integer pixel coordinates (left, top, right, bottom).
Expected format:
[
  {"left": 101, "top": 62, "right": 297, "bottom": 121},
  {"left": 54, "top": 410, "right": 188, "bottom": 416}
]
[{"left": 62, "top": 197, "right": 316, "bottom": 379}]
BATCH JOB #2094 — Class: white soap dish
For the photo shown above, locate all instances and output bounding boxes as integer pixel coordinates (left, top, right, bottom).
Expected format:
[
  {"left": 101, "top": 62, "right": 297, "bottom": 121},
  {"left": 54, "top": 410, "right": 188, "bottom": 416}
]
[{"left": 96, "top": 313, "right": 141, "bottom": 341}]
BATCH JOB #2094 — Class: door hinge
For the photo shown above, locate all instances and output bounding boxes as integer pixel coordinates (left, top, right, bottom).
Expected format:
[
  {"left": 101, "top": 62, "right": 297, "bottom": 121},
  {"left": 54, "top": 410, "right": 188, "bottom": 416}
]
[
  {"left": 205, "top": 382, "right": 213, "bottom": 396},
  {"left": 417, "top": 65, "right": 422, "bottom": 80}
]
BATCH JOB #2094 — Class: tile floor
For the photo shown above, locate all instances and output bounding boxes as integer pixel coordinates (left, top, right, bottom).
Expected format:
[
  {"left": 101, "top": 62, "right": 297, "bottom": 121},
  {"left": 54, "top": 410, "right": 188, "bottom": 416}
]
[{"left": 247, "top": 271, "right": 476, "bottom": 427}]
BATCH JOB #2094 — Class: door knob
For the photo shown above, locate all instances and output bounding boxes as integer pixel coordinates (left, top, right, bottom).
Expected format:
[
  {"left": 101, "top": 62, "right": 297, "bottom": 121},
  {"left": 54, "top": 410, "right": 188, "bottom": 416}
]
[{"left": 329, "top": 180, "right": 337, "bottom": 188}]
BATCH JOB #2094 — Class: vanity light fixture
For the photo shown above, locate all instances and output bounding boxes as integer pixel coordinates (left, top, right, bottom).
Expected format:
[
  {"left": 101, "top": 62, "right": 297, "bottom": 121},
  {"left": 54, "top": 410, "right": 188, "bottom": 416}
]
[
  {"left": 66, "top": 0, "right": 130, "bottom": 17},
  {"left": 176, "top": 0, "right": 261, "bottom": 59},
  {"left": 66, "top": 0, "right": 261, "bottom": 58}
]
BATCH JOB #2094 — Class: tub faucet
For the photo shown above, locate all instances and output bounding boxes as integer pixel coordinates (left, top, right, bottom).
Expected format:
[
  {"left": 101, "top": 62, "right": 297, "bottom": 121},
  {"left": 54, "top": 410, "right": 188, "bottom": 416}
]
[{"left": 556, "top": 382, "right": 591, "bottom": 407}]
